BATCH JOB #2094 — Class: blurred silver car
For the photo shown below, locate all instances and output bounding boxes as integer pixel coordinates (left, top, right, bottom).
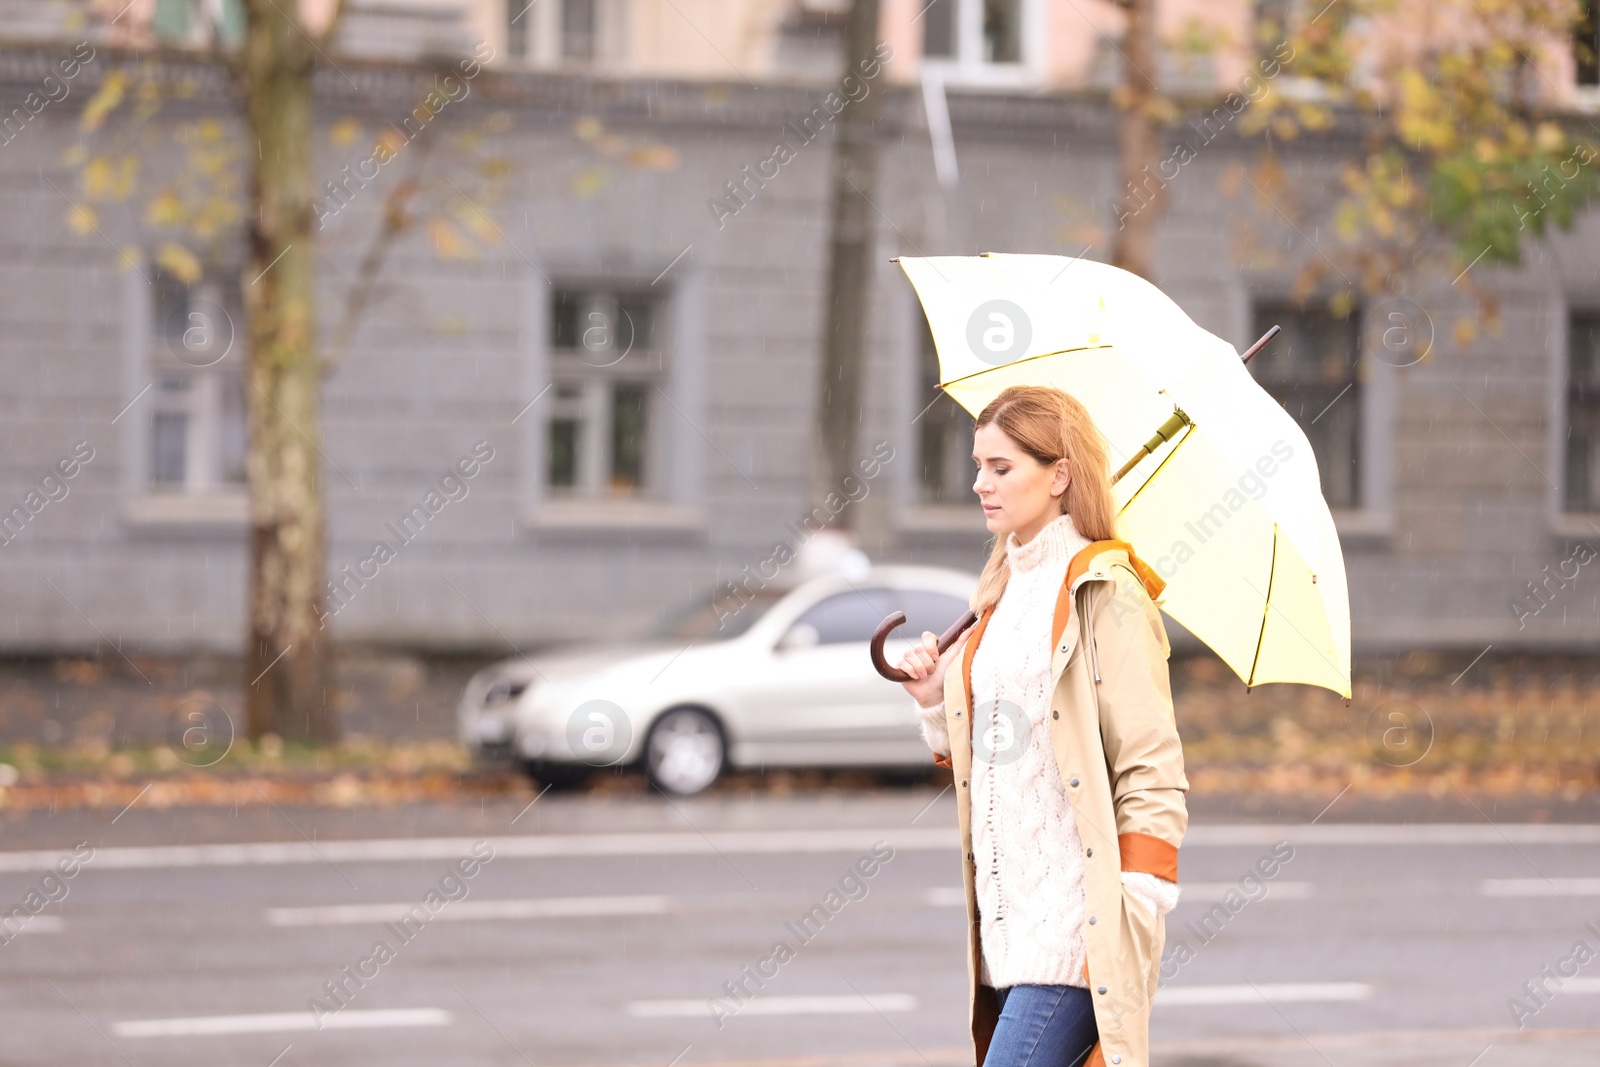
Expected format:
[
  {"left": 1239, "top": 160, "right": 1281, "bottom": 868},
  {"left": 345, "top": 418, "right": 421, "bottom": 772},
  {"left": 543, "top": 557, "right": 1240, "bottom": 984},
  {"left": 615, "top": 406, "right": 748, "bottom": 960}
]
[{"left": 457, "top": 566, "right": 977, "bottom": 795}]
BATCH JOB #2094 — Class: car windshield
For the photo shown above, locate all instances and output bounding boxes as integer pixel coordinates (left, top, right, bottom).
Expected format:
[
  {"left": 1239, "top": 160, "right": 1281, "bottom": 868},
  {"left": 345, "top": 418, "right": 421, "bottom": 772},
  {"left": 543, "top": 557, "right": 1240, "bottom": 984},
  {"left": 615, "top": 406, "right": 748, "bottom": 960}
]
[{"left": 649, "top": 588, "right": 788, "bottom": 642}]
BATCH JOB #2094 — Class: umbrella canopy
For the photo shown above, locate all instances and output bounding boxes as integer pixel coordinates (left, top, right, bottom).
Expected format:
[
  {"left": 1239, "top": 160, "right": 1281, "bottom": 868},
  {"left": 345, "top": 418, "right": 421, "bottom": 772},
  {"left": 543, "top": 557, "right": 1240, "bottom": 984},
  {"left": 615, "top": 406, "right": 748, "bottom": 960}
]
[{"left": 897, "top": 253, "right": 1351, "bottom": 699}]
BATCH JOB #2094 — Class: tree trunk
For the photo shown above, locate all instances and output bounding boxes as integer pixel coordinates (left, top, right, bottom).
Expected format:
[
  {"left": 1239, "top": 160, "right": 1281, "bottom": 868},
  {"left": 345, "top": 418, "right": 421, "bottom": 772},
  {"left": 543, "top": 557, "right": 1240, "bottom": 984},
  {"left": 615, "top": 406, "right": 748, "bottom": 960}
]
[
  {"left": 1111, "top": 0, "right": 1163, "bottom": 279},
  {"left": 240, "top": 0, "right": 335, "bottom": 741},
  {"left": 812, "top": 0, "right": 883, "bottom": 526}
]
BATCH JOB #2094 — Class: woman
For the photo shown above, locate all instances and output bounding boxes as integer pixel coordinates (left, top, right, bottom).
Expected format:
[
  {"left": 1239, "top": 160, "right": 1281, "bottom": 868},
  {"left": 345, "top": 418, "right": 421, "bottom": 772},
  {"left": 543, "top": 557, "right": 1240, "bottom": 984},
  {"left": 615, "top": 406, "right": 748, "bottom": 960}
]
[{"left": 896, "top": 385, "right": 1188, "bottom": 1067}]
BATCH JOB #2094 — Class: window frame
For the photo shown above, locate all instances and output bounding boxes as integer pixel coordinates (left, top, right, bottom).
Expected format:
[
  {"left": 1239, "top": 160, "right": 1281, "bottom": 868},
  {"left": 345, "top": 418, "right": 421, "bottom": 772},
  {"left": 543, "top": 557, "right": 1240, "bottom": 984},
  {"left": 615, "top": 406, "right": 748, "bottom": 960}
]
[
  {"left": 119, "top": 256, "right": 249, "bottom": 527},
  {"left": 918, "top": 0, "right": 1046, "bottom": 90},
  {"left": 892, "top": 283, "right": 987, "bottom": 536},
  {"left": 1576, "top": 0, "right": 1600, "bottom": 89},
  {"left": 1550, "top": 302, "right": 1600, "bottom": 537},
  {"left": 517, "top": 0, "right": 627, "bottom": 69},
  {"left": 519, "top": 264, "right": 706, "bottom": 532},
  {"left": 1241, "top": 289, "right": 1396, "bottom": 542}
]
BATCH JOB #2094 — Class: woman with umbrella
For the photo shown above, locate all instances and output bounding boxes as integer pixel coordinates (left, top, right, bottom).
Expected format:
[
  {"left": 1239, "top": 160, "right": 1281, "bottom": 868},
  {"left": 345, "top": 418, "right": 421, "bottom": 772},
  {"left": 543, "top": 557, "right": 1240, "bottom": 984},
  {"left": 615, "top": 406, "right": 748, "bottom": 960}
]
[{"left": 895, "top": 384, "right": 1188, "bottom": 1067}]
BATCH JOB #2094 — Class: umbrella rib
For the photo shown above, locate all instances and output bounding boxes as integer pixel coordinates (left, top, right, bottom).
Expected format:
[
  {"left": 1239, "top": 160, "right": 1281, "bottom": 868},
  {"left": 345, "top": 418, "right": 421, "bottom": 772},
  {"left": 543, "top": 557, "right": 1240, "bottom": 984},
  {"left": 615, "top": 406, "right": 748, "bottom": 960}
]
[
  {"left": 1116, "top": 419, "right": 1196, "bottom": 511},
  {"left": 1246, "top": 523, "right": 1278, "bottom": 690},
  {"left": 937, "top": 345, "right": 1113, "bottom": 391}
]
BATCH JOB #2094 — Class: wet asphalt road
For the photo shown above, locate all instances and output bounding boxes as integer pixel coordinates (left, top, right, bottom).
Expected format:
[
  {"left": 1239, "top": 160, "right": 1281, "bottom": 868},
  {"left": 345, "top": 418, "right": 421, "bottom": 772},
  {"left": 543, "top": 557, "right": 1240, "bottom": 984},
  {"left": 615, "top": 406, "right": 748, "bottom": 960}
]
[{"left": 3, "top": 790, "right": 1600, "bottom": 1067}]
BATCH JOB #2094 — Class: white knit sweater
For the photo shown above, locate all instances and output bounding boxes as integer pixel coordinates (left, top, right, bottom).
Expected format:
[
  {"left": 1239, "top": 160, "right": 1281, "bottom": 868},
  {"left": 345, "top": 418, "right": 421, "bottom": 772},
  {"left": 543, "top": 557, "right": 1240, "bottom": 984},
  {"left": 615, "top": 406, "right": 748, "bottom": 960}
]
[{"left": 917, "top": 512, "right": 1181, "bottom": 989}]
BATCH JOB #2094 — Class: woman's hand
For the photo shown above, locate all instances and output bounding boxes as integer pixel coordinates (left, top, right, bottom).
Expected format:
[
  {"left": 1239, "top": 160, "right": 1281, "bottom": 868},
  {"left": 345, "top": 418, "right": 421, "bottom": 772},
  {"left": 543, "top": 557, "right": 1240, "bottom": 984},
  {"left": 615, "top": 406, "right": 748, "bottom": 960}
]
[{"left": 898, "top": 630, "right": 959, "bottom": 708}]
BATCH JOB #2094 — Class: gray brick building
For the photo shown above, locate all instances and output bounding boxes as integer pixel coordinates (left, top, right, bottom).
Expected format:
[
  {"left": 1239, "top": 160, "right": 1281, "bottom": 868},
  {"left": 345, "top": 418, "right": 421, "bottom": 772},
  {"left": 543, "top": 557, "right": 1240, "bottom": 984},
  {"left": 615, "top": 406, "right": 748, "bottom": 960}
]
[{"left": 2, "top": 8, "right": 1599, "bottom": 662}]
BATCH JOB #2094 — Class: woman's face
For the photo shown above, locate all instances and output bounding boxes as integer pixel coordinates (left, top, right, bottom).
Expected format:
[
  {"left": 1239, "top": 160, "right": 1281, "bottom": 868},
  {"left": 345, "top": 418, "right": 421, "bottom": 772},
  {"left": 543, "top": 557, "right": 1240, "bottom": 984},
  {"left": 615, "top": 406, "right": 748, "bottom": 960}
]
[{"left": 972, "top": 422, "right": 1070, "bottom": 544}]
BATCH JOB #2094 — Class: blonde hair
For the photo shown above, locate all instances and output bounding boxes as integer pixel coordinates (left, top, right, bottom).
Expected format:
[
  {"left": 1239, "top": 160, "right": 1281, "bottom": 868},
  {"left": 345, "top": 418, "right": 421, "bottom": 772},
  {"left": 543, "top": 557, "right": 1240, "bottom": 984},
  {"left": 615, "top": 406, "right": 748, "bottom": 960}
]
[{"left": 971, "top": 385, "right": 1118, "bottom": 614}]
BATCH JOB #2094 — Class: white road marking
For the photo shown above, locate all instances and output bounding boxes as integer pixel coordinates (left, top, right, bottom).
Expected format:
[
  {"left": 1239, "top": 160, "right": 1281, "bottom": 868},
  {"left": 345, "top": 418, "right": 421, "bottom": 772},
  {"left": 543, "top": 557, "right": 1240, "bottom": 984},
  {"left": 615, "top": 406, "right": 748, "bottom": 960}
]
[
  {"left": 0, "top": 829, "right": 945, "bottom": 874},
  {"left": 923, "top": 887, "right": 964, "bottom": 906},
  {"left": 629, "top": 994, "right": 917, "bottom": 1018},
  {"left": 1536, "top": 977, "right": 1600, "bottom": 993},
  {"left": 113, "top": 1007, "right": 452, "bottom": 1038},
  {"left": 3, "top": 916, "right": 64, "bottom": 933},
  {"left": 1180, "top": 881, "right": 1313, "bottom": 901},
  {"left": 1482, "top": 878, "right": 1600, "bottom": 896},
  {"left": 1182, "top": 824, "right": 1600, "bottom": 846},
  {"left": 266, "top": 895, "right": 671, "bottom": 926},
  {"left": 1157, "top": 982, "right": 1373, "bottom": 1005},
  {"left": 2, "top": 824, "right": 1596, "bottom": 874}
]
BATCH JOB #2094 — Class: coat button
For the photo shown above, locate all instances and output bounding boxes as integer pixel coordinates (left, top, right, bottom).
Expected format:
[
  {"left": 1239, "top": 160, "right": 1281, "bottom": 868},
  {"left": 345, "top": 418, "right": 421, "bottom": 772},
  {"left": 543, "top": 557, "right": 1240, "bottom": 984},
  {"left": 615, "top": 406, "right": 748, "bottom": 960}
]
[
  {"left": 1051, "top": 710, "right": 1059, "bottom": 720},
  {"left": 1097, "top": 985, "right": 1107, "bottom": 995},
  {"left": 961, "top": 780, "right": 968, "bottom": 787},
  {"left": 1086, "top": 847, "right": 1093, "bottom": 857},
  {"left": 1069, "top": 777, "right": 1080, "bottom": 787},
  {"left": 1111, "top": 1057, "right": 1121, "bottom": 1064},
  {"left": 1059, "top": 644, "right": 1068, "bottom": 652},
  {"left": 1087, "top": 915, "right": 1096, "bottom": 924}
]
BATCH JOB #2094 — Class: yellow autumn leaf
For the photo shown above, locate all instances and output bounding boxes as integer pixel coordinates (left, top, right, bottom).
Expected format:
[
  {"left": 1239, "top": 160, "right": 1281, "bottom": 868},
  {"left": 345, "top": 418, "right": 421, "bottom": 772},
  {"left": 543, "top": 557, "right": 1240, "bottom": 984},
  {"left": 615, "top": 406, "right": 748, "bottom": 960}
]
[
  {"left": 83, "top": 156, "right": 114, "bottom": 199},
  {"left": 429, "top": 218, "right": 470, "bottom": 259},
  {"left": 112, "top": 155, "right": 139, "bottom": 200},
  {"left": 630, "top": 143, "right": 680, "bottom": 171},
  {"left": 331, "top": 117, "right": 362, "bottom": 147},
  {"left": 60, "top": 144, "right": 87, "bottom": 167},
  {"left": 65, "top": 203, "right": 98, "bottom": 235},
  {"left": 156, "top": 243, "right": 203, "bottom": 285},
  {"left": 573, "top": 115, "right": 603, "bottom": 142},
  {"left": 146, "top": 188, "right": 184, "bottom": 226},
  {"left": 1332, "top": 201, "right": 1363, "bottom": 244},
  {"left": 570, "top": 165, "right": 609, "bottom": 198},
  {"left": 1370, "top": 204, "right": 1395, "bottom": 239},
  {"left": 457, "top": 205, "right": 501, "bottom": 246},
  {"left": 375, "top": 128, "right": 408, "bottom": 160},
  {"left": 80, "top": 71, "right": 126, "bottom": 132}
]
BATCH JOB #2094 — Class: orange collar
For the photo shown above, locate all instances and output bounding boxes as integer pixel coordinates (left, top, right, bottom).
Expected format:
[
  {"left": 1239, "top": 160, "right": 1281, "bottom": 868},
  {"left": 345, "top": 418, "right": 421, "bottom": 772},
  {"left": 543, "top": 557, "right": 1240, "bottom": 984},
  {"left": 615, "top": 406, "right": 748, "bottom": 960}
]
[{"left": 963, "top": 539, "right": 1166, "bottom": 724}]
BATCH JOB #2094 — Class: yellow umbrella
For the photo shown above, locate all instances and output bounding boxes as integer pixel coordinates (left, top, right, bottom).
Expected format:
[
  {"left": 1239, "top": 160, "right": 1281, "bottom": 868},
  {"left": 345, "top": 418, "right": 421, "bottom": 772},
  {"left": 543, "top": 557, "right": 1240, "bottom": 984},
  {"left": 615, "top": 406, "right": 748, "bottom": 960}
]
[{"left": 895, "top": 252, "right": 1351, "bottom": 700}]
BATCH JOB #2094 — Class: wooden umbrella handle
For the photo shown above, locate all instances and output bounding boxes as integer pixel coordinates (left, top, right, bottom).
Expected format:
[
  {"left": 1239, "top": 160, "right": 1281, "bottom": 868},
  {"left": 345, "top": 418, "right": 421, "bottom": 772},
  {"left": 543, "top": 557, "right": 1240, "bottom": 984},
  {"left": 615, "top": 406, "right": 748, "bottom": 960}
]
[{"left": 870, "top": 608, "right": 979, "bottom": 683}]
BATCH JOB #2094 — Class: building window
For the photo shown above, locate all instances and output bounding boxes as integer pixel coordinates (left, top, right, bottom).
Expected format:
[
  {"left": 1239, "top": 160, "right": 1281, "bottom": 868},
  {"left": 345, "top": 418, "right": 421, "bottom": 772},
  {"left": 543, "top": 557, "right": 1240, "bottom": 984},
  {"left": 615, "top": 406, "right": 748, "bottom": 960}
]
[
  {"left": 982, "top": 0, "right": 1022, "bottom": 63},
  {"left": 920, "top": 0, "right": 1034, "bottom": 80},
  {"left": 561, "top": 0, "right": 597, "bottom": 61},
  {"left": 915, "top": 317, "right": 974, "bottom": 505},
  {"left": 545, "top": 286, "right": 662, "bottom": 499},
  {"left": 150, "top": 0, "right": 244, "bottom": 45},
  {"left": 1249, "top": 301, "right": 1361, "bottom": 509},
  {"left": 1564, "top": 312, "right": 1600, "bottom": 512},
  {"left": 1578, "top": 0, "right": 1600, "bottom": 87},
  {"left": 146, "top": 267, "right": 247, "bottom": 496},
  {"left": 505, "top": 0, "right": 531, "bottom": 59},
  {"left": 923, "top": 0, "right": 957, "bottom": 58}
]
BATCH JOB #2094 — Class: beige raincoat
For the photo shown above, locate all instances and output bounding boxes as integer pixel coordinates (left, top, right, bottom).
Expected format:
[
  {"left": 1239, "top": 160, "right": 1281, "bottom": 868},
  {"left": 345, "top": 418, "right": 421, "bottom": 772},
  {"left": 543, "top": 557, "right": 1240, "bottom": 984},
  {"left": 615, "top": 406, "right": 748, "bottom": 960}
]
[{"left": 934, "top": 539, "right": 1188, "bottom": 1067}]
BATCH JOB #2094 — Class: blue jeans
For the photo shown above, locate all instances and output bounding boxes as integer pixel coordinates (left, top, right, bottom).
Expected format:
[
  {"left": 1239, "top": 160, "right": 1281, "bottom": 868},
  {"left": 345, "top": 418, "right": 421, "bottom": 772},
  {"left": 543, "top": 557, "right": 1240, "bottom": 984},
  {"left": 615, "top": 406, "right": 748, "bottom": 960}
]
[{"left": 982, "top": 984, "right": 1099, "bottom": 1067}]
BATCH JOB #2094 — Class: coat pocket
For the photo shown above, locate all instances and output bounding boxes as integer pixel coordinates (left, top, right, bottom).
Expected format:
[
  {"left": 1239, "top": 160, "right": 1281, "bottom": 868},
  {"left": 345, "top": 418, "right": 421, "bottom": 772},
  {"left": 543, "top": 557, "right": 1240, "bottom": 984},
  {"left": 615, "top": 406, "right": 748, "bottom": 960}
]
[{"left": 1118, "top": 881, "right": 1165, "bottom": 1003}]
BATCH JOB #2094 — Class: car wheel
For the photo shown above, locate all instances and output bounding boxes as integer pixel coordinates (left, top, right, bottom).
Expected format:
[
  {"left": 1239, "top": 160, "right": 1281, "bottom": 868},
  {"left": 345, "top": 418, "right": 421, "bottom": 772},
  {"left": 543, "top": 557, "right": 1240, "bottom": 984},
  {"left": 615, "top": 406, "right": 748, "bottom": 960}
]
[{"left": 645, "top": 708, "right": 725, "bottom": 796}]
